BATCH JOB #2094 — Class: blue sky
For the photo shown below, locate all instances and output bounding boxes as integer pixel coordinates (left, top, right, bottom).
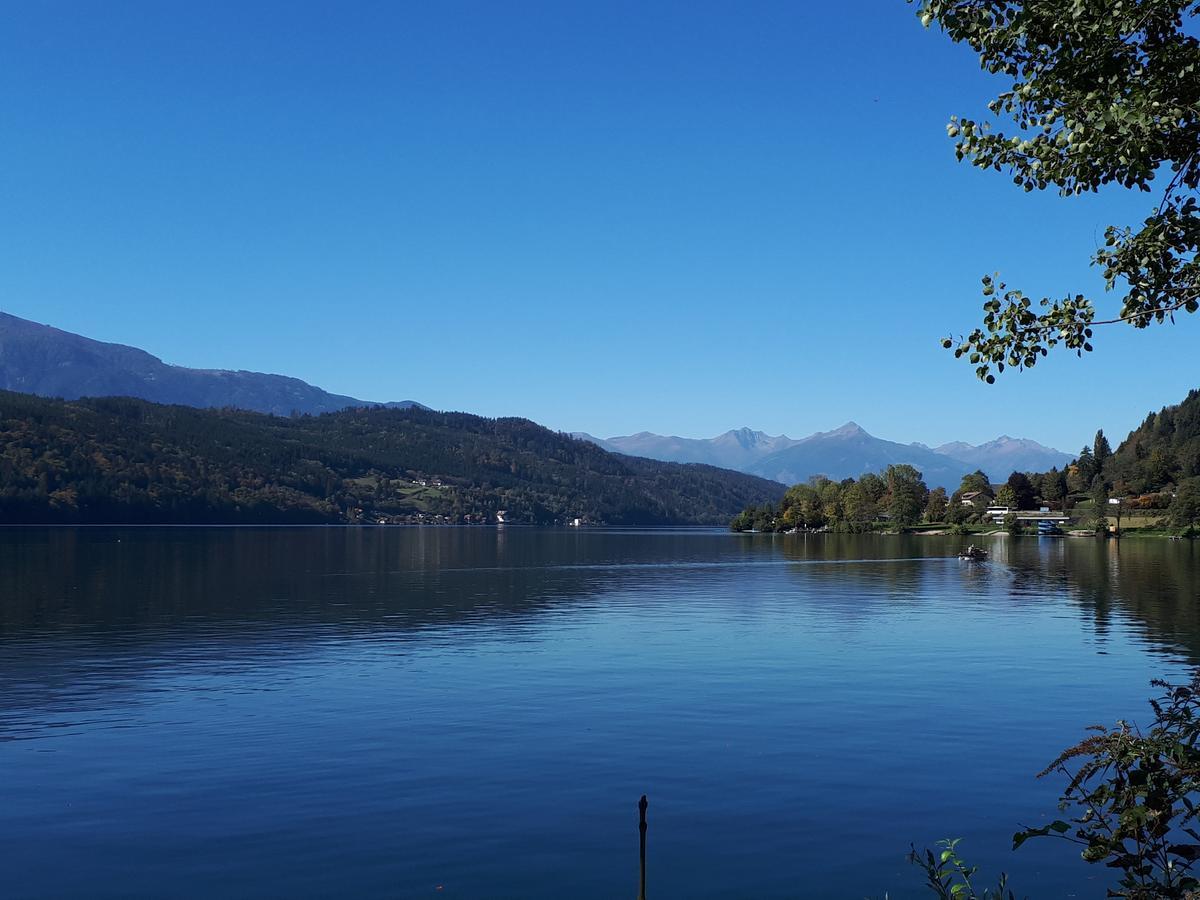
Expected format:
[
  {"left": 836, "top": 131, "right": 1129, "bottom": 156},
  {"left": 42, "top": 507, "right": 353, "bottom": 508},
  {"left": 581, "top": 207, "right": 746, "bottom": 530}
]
[{"left": 2, "top": 1, "right": 1194, "bottom": 452}]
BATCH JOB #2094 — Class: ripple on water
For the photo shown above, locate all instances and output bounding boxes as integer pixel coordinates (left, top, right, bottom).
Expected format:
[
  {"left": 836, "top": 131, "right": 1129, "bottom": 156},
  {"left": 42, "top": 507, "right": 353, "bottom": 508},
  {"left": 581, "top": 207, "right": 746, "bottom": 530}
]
[{"left": 0, "top": 528, "right": 1196, "bottom": 898}]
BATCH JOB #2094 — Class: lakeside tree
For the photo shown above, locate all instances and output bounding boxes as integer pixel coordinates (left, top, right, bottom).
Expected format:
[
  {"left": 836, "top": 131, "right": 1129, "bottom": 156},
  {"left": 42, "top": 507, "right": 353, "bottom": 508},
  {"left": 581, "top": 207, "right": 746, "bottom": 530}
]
[
  {"left": 1091, "top": 479, "right": 1111, "bottom": 533},
  {"left": 916, "top": 1, "right": 1200, "bottom": 379},
  {"left": 1040, "top": 467, "right": 1065, "bottom": 506},
  {"left": 859, "top": 472, "right": 888, "bottom": 505},
  {"left": 945, "top": 470, "right": 990, "bottom": 526},
  {"left": 993, "top": 484, "right": 1018, "bottom": 509},
  {"left": 1070, "top": 445, "right": 1097, "bottom": 493},
  {"left": 842, "top": 482, "right": 878, "bottom": 531},
  {"left": 1005, "top": 471, "right": 1037, "bottom": 510},
  {"left": 1094, "top": 429, "right": 1113, "bottom": 474},
  {"left": 1173, "top": 477, "right": 1200, "bottom": 531},
  {"left": 945, "top": 496, "right": 972, "bottom": 525},
  {"left": 730, "top": 503, "right": 780, "bottom": 533},
  {"left": 817, "top": 477, "right": 844, "bottom": 523},
  {"left": 778, "top": 483, "right": 825, "bottom": 530},
  {"left": 734, "top": 470, "right": 938, "bottom": 533},
  {"left": 924, "top": 486, "right": 948, "bottom": 522},
  {"left": 958, "top": 470, "right": 991, "bottom": 495},
  {"left": 885, "top": 464, "right": 930, "bottom": 525}
]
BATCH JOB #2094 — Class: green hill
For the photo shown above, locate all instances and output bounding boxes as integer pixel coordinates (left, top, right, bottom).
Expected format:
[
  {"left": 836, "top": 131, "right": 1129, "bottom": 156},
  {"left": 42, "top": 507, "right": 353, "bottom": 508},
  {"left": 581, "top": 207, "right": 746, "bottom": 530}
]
[
  {"left": 1108, "top": 388, "right": 1200, "bottom": 493},
  {"left": 0, "top": 391, "right": 784, "bottom": 525}
]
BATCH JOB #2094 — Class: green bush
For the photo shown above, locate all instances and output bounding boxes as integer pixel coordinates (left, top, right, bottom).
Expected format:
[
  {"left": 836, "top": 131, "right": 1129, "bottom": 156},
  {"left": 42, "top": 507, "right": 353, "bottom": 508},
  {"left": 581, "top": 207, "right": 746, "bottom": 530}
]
[{"left": 906, "top": 840, "right": 1014, "bottom": 900}]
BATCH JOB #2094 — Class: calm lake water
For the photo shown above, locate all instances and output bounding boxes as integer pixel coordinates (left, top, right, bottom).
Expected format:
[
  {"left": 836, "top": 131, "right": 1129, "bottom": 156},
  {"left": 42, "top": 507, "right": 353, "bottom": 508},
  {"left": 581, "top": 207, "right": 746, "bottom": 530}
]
[{"left": 2, "top": 528, "right": 1199, "bottom": 898}]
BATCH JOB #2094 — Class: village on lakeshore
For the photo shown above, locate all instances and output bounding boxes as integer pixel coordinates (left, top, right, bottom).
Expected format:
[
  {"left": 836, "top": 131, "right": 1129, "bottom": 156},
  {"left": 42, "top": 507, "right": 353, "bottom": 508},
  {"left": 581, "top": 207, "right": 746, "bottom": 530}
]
[{"left": 730, "top": 422, "right": 1200, "bottom": 539}]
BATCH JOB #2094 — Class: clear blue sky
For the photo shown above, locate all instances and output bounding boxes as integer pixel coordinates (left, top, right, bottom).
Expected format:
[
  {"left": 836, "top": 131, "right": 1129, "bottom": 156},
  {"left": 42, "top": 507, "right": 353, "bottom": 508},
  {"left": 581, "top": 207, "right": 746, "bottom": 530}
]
[{"left": 2, "top": 1, "right": 1194, "bottom": 452}]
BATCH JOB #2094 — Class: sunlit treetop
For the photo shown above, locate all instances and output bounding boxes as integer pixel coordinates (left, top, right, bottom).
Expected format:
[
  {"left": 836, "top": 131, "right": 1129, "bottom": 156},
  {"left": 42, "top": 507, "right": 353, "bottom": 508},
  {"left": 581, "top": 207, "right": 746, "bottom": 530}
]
[{"left": 914, "top": 0, "right": 1200, "bottom": 381}]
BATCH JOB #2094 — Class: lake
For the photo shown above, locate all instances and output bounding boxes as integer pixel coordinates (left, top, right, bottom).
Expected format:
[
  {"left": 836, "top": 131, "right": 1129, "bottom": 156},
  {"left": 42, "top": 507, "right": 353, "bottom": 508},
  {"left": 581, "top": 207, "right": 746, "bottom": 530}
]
[{"left": 2, "top": 527, "right": 1198, "bottom": 898}]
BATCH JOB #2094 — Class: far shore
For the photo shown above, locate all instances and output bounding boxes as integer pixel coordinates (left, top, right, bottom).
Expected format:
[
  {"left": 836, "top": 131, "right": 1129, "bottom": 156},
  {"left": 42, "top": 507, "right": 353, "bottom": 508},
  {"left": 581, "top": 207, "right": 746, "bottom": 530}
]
[{"left": 747, "top": 526, "right": 1193, "bottom": 540}]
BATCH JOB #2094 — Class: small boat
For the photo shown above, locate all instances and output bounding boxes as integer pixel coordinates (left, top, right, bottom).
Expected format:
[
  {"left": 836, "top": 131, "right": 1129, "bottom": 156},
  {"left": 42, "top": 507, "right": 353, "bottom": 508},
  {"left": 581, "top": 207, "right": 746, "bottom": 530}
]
[{"left": 958, "top": 545, "right": 988, "bottom": 561}]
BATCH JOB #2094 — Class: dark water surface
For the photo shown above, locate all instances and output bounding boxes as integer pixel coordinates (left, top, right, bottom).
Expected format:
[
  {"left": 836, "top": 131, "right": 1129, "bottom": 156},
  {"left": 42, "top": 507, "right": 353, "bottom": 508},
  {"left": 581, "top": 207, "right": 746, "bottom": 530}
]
[{"left": 2, "top": 528, "right": 1199, "bottom": 898}]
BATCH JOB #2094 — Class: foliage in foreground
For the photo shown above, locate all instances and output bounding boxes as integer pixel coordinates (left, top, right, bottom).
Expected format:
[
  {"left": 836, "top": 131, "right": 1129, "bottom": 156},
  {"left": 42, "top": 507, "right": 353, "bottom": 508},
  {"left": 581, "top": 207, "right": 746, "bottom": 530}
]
[
  {"left": 915, "top": 0, "right": 1200, "bottom": 379},
  {"left": 908, "top": 674, "right": 1200, "bottom": 898},
  {"left": 1013, "top": 675, "right": 1200, "bottom": 898},
  {"left": 906, "top": 839, "right": 1016, "bottom": 900}
]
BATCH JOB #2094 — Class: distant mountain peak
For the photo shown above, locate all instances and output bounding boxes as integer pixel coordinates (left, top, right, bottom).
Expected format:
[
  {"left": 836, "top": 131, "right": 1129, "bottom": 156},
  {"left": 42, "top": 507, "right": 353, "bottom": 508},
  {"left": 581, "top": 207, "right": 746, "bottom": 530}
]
[
  {"left": 932, "top": 434, "right": 1073, "bottom": 477},
  {"left": 722, "top": 426, "right": 774, "bottom": 449},
  {"left": 824, "top": 421, "right": 867, "bottom": 438},
  {"left": 0, "top": 311, "right": 424, "bottom": 416},
  {"left": 580, "top": 419, "right": 1074, "bottom": 491}
]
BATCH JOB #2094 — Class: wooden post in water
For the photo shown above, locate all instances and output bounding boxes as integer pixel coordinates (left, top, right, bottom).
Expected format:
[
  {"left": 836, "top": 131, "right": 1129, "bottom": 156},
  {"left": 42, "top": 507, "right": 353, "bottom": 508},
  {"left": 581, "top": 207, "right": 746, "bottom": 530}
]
[{"left": 637, "top": 794, "right": 648, "bottom": 900}]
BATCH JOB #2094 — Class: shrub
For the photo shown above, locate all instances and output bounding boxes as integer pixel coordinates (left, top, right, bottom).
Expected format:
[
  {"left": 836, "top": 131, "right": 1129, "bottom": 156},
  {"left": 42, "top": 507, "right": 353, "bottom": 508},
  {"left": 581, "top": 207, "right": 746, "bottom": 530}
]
[
  {"left": 1012, "top": 675, "right": 1200, "bottom": 898},
  {"left": 907, "top": 839, "right": 1015, "bottom": 899}
]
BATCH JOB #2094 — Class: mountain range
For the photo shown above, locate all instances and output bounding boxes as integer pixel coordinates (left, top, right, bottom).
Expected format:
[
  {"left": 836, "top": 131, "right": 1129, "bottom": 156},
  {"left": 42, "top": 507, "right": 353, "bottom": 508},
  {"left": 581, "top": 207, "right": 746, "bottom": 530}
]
[
  {"left": 578, "top": 423, "right": 1073, "bottom": 490},
  {"left": 0, "top": 312, "right": 422, "bottom": 416},
  {"left": 1, "top": 310, "right": 1073, "bottom": 490}
]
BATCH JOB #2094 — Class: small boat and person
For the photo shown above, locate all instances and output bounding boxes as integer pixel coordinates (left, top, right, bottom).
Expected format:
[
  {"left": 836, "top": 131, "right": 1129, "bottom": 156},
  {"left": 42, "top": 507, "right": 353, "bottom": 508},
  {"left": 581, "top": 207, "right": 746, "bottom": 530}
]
[{"left": 958, "top": 545, "right": 988, "bottom": 561}]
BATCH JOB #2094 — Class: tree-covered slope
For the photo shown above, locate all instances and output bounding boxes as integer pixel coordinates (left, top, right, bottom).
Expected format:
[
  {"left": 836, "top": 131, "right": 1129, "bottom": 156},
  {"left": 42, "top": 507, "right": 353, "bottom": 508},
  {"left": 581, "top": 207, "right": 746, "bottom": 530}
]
[
  {"left": 1107, "top": 389, "right": 1200, "bottom": 493},
  {"left": 0, "top": 391, "right": 784, "bottom": 525}
]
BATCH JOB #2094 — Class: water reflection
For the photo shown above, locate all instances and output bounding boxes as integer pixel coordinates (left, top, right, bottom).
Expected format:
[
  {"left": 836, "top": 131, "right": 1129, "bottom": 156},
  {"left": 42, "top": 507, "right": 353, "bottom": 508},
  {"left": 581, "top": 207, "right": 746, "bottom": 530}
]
[
  {"left": 3, "top": 528, "right": 1199, "bottom": 697},
  {"left": 1, "top": 527, "right": 1198, "bottom": 898},
  {"left": 774, "top": 532, "right": 1200, "bottom": 661}
]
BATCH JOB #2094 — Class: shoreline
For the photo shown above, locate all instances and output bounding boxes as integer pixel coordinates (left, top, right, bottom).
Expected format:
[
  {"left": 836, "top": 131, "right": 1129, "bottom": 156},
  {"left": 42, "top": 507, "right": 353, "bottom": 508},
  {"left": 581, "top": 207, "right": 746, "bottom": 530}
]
[{"left": 739, "top": 527, "right": 1193, "bottom": 540}]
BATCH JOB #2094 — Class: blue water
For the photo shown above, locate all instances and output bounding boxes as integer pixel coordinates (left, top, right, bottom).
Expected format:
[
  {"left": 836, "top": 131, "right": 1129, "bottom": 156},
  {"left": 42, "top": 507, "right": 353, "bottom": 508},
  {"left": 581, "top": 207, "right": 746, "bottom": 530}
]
[{"left": 1, "top": 528, "right": 1197, "bottom": 897}]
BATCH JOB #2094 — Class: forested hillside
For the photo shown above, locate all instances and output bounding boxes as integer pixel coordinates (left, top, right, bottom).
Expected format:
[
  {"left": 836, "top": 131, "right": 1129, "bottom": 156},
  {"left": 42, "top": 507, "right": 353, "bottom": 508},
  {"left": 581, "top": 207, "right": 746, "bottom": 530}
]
[
  {"left": 1107, "top": 389, "right": 1200, "bottom": 493},
  {"left": 0, "top": 391, "right": 783, "bottom": 525}
]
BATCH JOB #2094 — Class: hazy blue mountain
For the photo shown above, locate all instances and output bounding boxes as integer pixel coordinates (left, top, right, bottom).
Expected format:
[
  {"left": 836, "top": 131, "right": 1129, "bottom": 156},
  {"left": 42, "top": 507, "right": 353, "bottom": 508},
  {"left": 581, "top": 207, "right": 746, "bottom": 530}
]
[
  {"left": 744, "top": 422, "right": 969, "bottom": 488},
  {"left": 584, "top": 427, "right": 801, "bottom": 470},
  {"left": 579, "top": 422, "right": 1073, "bottom": 489},
  {"left": 570, "top": 432, "right": 616, "bottom": 451},
  {"left": 0, "top": 312, "right": 422, "bottom": 416},
  {"left": 930, "top": 436, "right": 1073, "bottom": 476}
]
